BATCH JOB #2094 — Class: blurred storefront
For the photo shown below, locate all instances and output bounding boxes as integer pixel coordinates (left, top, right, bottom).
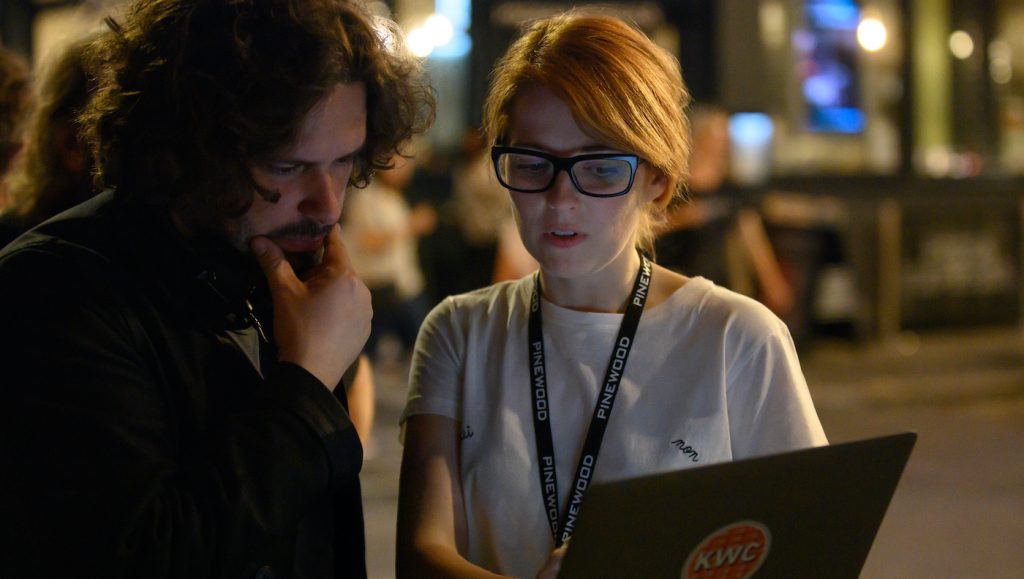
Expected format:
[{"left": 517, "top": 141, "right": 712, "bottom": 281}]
[{"left": 711, "top": 0, "right": 1024, "bottom": 341}]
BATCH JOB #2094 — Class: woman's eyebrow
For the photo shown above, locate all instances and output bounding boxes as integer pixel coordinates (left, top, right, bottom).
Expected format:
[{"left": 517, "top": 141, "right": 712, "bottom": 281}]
[{"left": 506, "top": 142, "right": 622, "bottom": 155}]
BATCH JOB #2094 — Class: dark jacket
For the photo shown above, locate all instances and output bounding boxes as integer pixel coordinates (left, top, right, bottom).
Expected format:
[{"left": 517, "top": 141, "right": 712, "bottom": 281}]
[
  {"left": 0, "top": 191, "right": 366, "bottom": 578},
  {"left": 0, "top": 209, "right": 30, "bottom": 248}
]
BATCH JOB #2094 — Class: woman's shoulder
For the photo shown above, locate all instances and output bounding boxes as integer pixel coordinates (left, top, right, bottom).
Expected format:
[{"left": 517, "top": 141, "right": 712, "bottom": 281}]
[
  {"left": 703, "top": 283, "right": 791, "bottom": 345},
  {"left": 653, "top": 272, "right": 788, "bottom": 340},
  {"left": 428, "top": 276, "right": 533, "bottom": 323}
]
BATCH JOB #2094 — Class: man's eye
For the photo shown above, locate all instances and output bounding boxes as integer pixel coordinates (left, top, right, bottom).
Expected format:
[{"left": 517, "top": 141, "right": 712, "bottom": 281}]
[{"left": 268, "top": 163, "right": 302, "bottom": 176}]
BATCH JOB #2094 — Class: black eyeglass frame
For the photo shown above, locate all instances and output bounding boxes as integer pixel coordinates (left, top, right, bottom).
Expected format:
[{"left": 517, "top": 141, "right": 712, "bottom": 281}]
[{"left": 490, "top": 146, "right": 641, "bottom": 198}]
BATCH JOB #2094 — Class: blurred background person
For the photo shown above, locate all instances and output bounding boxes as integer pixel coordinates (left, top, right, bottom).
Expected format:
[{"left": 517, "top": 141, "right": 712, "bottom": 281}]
[
  {"left": 0, "top": 46, "right": 32, "bottom": 208},
  {"left": 343, "top": 153, "right": 435, "bottom": 363},
  {"left": 402, "top": 139, "right": 450, "bottom": 305},
  {"left": 416, "top": 128, "right": 537, "bottom": 307},
  {"left": 467, "top": 127, "right": 542, "bottom": 284},
  {"left": 655, "top": 104, "right": 794, "bottom": 317},
  {"left": 343, "top": 354, "right": 378, "bottom": 457},
  {"left": 0, "top": 34, "right": 95, "bottom": 246},
  {"left": 451, "top": 127, "right": 536, "bottom": 287},
  {"left": 449, "top": 128, "right": 506, "bottom": 287}
]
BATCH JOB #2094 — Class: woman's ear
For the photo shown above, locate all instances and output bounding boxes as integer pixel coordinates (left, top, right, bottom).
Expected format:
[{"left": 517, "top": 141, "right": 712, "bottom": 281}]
[{"left": 641, "top": 167, "right": 672, "bottom": 206}]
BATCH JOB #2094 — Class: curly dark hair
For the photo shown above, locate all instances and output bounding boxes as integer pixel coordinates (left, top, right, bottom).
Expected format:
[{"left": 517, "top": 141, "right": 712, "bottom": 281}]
[{"left": 81, "top": 0, "right": 435, "bottom": 233}]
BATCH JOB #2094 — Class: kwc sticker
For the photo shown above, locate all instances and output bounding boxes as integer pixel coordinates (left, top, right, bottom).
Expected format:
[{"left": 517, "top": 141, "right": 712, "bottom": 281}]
[{"left": 682, "top": 521, "right": 771, "bottom": 579}]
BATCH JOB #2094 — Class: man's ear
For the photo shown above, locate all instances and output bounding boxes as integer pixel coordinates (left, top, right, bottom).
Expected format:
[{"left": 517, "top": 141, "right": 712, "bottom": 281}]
[{"left": 54, "top": 122, "right": 86, "bottom": 174}]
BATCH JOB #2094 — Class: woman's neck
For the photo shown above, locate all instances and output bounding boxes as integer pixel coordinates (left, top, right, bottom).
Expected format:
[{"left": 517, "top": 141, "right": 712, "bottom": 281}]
[{"left": 539, "top": 250, "right": 643, "bottom": 314}]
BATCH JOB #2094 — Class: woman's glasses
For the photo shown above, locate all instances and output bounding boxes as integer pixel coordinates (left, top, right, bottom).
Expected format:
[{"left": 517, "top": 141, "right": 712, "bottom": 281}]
[{"left": 491, "top": 146, "right": 640, "bottom": 198}]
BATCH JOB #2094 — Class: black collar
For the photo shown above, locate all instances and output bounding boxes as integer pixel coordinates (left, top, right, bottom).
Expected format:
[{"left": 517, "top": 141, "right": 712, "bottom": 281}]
[{"left": 44, "top": 190, "right": 270, "bottom": 334}]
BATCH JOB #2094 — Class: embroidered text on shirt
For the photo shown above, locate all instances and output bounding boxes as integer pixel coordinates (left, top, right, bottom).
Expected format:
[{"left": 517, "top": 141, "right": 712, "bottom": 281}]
[{"left": 671, "top": 439, "right": 700, "bottom": 462}]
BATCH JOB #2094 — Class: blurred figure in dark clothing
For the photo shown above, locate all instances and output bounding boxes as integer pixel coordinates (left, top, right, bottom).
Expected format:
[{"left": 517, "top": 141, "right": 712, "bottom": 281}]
[
  {"left": 0, "top": 46, "right": 32, "bottom": 204},
  {"left": 0, "top": 35, "right": 96, "bottom": 246},
  {"left": 656, "top": 105, "right": 793, "bottom": 317},
  {"left": 404, "top": 143, "right": 455, "bottom": 305}
]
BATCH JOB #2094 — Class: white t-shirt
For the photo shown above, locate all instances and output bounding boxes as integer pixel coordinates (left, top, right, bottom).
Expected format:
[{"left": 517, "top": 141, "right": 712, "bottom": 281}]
[{"left": 402, "top": 275, "right": 827, "bottom": 578}]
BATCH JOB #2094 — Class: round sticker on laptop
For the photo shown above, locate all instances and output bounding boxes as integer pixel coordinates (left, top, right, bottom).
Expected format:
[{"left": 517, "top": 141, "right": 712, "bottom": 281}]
[{"left": 682, "top": 520, "right": 771, "bottom": 579}]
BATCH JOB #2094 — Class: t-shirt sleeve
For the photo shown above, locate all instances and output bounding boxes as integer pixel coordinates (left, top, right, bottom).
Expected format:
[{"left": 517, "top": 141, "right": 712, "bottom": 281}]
[
  {"left": 726, "top": 317, "right": 828, "bottom": 458},
  {"left": 401, "top": 296, "right": 463, "bottom": 425}
]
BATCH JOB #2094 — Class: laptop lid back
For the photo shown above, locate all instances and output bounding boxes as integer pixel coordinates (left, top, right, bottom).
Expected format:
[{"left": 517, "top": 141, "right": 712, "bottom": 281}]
[{"left": 559, "top": 432, "right": 917, "bottom": 579}]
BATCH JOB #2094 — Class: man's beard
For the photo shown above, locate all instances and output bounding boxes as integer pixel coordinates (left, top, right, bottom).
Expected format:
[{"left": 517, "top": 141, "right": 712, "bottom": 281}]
[
  {"left": 285, "top": 245, "right": 325, "bottom": 277},
  {"left": 226, "top": 217, "right": 334, "bottom": 277}
]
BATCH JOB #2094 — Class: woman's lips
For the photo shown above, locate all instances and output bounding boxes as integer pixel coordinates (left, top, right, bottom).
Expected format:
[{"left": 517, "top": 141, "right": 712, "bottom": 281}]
[{"left": 542, "top": 230, "right": 586, "bottom": 248}]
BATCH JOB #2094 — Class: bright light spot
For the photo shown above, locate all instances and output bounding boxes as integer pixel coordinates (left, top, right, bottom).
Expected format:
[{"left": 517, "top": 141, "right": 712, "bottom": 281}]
[
  {"left": 436, "top": 0, "right": 470, "bottom": 30},
  {"left": 424, "top": 14, "right": 454, "bottom": 47},
  {"left": 729, "top": 113, "right": 774, "bottom": 148},
  {"left": 989, "top": 39, "right": 1011, "bottom": 60},
  {"left": 407, "top": 27, "right": 434, "bottom": 58},
  {"left": 989, "top": 40, "right": 1012, "bottom": 84},
  {"left": 759, "top": 1, "right": 787, "bottom": 49},
  {"left": 949, "top": 30, "right": 974, "bottom": 60},
  {"left": 406, "top": 13, "right": 458, "bottom": 58},
  {"left": 432, "top": 30, "right": 471, "bottom": 59},
  {"left": 857, "top": 17, "right": 887, "bottom": 52}
]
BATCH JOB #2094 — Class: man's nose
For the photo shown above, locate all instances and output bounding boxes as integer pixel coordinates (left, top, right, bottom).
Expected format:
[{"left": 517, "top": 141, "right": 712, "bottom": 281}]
[{"left": 300, "top": 170, "right": 343, "bottom": 224}]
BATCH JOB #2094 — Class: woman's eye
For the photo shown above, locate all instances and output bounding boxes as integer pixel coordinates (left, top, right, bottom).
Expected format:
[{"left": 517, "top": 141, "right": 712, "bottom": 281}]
[
  {"left": 515, "top": 161, "right": 547, "bottom": 173},
  {"left": 584, "top": 162, "right": 623, "bottom": 179},
  {"left": 594, "top": 164, "right": 623, "bottom": 177}
]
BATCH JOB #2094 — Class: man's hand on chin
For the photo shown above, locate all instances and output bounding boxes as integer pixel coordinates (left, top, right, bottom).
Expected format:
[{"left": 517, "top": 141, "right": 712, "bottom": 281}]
[{"left": 251, "top": 224, "right": 372, "bottom": 389}]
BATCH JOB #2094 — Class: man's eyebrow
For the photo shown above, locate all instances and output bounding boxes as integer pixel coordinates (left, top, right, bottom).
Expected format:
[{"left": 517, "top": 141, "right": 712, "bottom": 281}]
[
  {"left": 259, "top": 142, "right": 368, "bottom": 165},
  {"left": 338, "top": 142, "right": 367, "bottom": 160}
]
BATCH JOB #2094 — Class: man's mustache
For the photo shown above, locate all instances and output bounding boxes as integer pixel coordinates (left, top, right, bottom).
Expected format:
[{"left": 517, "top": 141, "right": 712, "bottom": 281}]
[{"left": 264, "top": 220, "right": 335, "bottom": 240}]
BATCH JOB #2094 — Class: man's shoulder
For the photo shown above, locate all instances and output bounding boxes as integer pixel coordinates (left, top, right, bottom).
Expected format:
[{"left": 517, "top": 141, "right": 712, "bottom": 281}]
[
  {"left": 0, "top": 210, "right": 29, "bottom": 248},
  {"left": 2, "top": 203, "right": 113, "bottom": 270},
  {"left": 0, "top": 240, "right": 125, "bottom": 327},
  {"left": 0, "top": 193, "right": 143, "bottom": 302}
]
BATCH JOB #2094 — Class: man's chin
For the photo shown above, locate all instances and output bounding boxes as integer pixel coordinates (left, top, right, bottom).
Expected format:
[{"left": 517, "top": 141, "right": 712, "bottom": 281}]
[{"left": 285, "top": 246, "right": 325, "bottom": 276}]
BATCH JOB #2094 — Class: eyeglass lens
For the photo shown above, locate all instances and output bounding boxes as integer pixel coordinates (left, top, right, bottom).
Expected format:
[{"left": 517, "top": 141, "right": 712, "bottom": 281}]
[{"left": 496, "top": 152, "right": 633, "bottom": 196}]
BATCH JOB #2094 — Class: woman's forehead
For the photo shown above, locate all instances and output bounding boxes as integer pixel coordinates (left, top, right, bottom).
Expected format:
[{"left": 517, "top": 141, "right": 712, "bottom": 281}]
[{"left": 507, "top": 85, "right": 616, "bottom": 155}]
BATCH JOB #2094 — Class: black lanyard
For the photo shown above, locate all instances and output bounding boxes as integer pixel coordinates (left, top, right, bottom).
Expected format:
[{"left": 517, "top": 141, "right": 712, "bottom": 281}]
[{"left": 528, "top": 252, "right": 652, "bottom": 547}]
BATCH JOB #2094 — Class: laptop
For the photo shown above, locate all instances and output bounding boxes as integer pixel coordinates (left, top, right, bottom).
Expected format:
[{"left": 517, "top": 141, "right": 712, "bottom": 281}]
[{"left": 559, "top": 432, "right": 917, "bottom": 579}]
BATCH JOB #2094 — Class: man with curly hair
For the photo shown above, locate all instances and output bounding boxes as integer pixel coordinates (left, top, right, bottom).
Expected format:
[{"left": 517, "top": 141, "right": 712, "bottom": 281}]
[{"left": 0, "top": 1, "right": 433, "bottom": 577}]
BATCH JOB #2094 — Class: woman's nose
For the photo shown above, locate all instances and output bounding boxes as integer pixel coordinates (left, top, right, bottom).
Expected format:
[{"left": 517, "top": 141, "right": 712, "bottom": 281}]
[{"left": 544, "top": 169, "right": 579, "bottom": 209}]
